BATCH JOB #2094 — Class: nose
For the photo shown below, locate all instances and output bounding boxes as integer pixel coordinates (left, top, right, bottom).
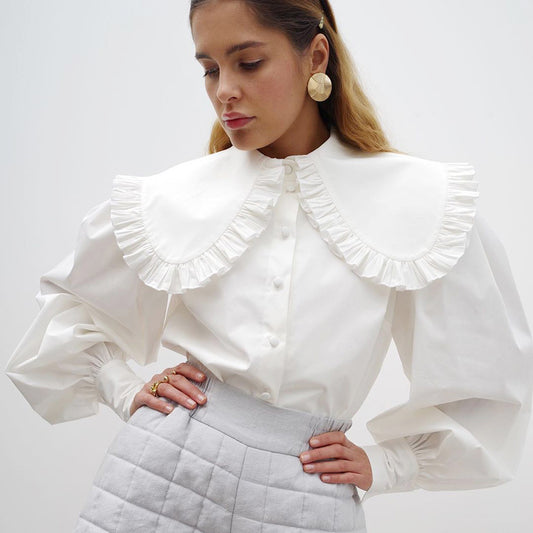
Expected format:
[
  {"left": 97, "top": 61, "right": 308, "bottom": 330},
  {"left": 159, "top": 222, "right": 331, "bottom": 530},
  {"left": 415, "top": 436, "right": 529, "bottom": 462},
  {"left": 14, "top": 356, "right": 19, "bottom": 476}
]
[{"left": 216, "top": 69, "right": 240, "bottom": 103}]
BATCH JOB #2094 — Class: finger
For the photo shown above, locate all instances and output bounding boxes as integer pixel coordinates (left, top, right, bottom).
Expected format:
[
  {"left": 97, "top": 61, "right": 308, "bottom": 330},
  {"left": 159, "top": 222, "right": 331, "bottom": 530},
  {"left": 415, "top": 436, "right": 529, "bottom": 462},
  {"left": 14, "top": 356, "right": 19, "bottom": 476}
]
[
  {"left": 155, "top": 381, "right": 205, "bottom": 409},
  {"left": 300, "top": 443, "right": 351, "bottom": 463},
  {"left": 308, "top": 430, "right": 347, "bottom": 447},
  {"left": 302, "top": 459, "right": 353, "bottom": 474},
  {"left": 168, "top": 362, "right": 206, "bottom": 382},
  {"left": 138, "top": 390, "right": 176, "bottom": 415},
  {"left": 317, "top": 472, "right": 366, "bottom": 486},
  {"left": 167, "top": 374, "right": 207, "bottom": 405}
]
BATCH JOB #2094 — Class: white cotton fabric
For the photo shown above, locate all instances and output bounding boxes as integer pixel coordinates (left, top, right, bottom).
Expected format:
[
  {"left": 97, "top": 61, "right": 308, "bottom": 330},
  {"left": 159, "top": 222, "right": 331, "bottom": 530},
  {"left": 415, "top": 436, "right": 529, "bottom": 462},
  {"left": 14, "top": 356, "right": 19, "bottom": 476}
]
[{"left": 5, "top": 128, "right": 533, "bottom": 502}]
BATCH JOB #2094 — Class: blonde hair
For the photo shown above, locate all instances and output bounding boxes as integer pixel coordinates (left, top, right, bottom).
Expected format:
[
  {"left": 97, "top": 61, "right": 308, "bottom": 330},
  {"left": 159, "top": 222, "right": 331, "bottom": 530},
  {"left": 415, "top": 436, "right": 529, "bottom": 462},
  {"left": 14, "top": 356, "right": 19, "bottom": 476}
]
[{"left": 189, "top": 0, "right": 402, "bottom": 155}]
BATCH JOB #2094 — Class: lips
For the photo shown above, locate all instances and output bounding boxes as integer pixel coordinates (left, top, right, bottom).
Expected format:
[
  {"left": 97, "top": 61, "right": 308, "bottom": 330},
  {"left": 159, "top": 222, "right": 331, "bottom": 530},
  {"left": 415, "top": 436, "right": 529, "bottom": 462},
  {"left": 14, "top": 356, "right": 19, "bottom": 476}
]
[
  {"left": 224, "top": 116, "right": 255, "bottom": 130},
  {"left": 222, "top": 112, "right": 250, "bottom": 120}
]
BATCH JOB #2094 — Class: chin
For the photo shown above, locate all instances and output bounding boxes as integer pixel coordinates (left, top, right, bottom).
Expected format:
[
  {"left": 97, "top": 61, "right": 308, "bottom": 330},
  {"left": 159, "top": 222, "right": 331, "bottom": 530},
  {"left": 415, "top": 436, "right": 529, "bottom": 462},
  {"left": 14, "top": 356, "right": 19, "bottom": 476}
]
[{"left": 227, "top": 135, "right": 260, "bottom": 152}]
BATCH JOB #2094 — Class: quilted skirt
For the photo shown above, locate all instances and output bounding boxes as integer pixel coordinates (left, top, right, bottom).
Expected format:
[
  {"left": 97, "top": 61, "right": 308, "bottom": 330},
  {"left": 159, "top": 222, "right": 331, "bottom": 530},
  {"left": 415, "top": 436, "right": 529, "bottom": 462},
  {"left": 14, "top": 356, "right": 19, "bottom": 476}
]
[{"left": 74, "top": 362, "right": 367, "bottom": 532}]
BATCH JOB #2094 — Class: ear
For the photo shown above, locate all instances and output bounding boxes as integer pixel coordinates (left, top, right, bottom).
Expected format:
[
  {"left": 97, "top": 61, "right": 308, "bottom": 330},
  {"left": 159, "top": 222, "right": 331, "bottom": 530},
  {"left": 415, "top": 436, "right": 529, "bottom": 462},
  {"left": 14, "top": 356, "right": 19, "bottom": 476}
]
[{"left": 308, "top": 34, "right": 330, "bottom": 75}]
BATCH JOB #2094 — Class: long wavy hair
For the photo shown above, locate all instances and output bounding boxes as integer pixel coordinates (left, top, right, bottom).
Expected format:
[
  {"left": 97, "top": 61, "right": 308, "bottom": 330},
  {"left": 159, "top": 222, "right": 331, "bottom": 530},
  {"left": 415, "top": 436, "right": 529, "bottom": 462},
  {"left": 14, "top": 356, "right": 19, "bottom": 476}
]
[{"left": 189, "top": 0, "right": 401, "bottom": 155}]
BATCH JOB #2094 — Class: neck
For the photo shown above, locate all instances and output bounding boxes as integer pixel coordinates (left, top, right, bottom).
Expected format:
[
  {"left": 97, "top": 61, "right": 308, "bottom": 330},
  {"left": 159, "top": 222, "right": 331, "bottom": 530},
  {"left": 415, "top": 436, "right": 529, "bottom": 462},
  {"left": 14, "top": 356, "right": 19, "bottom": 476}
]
[{"left": 258, "top": 108, "right": 331, "bottom": 159}]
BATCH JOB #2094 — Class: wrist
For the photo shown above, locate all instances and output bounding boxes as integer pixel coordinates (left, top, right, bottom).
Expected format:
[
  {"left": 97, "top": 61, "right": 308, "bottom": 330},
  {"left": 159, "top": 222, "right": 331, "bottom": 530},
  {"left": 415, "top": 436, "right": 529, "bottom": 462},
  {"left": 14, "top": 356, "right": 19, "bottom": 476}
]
[
  {"left": 359, "top": 438, "right": 419, "bottom": 502},
  {"left": 96, "top": 358, "right": 146, "bottom": 422}
]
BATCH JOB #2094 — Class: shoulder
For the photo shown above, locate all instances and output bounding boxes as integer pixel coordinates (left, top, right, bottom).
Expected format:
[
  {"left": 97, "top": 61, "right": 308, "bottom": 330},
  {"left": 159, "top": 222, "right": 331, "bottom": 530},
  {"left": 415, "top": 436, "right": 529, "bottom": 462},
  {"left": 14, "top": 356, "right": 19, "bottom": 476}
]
[
  {"left": 108, "top": 146, "right": 283, "bottom": 294},
  {"left": 298, "top": 144, "right": 480, "bottom": 290}
]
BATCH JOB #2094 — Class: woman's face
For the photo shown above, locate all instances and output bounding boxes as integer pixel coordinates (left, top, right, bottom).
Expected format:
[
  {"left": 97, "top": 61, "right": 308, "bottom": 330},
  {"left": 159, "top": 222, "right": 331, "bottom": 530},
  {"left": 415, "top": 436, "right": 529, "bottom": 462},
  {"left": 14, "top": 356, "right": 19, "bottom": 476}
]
[{"left": 191, "top": 0, "right": 325, "bottom": 154}]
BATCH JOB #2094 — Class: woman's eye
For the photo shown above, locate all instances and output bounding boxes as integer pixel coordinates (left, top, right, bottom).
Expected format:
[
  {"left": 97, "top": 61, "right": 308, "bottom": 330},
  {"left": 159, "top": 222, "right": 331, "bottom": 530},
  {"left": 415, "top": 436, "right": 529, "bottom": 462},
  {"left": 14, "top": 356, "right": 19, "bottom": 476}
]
[
  {"left": 203, "top": 67, "right": 218, "bottom": 78},
  {"left": 202, "top": 61, "right": 263, "bottom": 78},
  {"left": 240, "top": 60, "right": 262, "bottom": 71}
]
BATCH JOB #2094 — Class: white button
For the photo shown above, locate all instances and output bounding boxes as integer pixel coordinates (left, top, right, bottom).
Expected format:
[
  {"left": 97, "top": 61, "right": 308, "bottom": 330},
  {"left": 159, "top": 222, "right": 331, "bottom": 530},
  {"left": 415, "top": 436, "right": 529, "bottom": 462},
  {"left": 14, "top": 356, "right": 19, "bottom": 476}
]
[
  {"left": 268, "top": 335, "right": 280, "bottom": 347},
  {"left": 258, "top": 391, "right": 271, "bottom": 401},
  {"left": 286, "top": 183, "right": 296, "bottom": 192},
  {"left": 284, "top": 164, "right": 294, "bottom": 175},
  {"left": 281, "top": 226, "right": 290, "bottom": 238},
  {"left": 273, "top": 276, "right": 283, "bottom": 289}
]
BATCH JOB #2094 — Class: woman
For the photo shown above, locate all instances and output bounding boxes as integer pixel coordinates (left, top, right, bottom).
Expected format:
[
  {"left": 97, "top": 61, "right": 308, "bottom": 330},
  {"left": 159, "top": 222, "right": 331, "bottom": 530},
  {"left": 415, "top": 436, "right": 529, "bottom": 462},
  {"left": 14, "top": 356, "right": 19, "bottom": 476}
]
[{"left": 5, "top": 1, "right": 533, "bottom": 532}]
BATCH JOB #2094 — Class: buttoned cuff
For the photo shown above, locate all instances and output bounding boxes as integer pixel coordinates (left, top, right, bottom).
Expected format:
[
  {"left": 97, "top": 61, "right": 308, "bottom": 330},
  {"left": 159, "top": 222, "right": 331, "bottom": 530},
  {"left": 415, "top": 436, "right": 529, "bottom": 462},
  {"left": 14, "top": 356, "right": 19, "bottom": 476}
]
[
  {"left": 96, "top": 358, "right": 146, "bottom": 422},
  {"left": 359, "top": 437, "right": 420, "bottom": 502}
]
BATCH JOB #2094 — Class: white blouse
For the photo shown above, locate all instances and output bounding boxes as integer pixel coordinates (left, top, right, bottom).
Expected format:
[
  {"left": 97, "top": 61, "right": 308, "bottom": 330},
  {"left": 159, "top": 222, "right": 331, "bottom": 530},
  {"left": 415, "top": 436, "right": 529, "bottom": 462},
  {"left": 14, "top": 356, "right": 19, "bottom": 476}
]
[{"left": 5, "top": 129, "right": 533, "bottom": 502}]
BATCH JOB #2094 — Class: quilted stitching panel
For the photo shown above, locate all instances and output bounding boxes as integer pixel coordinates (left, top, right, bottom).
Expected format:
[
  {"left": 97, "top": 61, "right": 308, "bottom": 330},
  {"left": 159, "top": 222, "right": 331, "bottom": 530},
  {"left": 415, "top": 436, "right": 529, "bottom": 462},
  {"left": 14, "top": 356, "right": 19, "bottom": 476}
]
[
  {"left": 122, "top": 462, "right": 173, "bottom": 518},
  {"left": 231, "top": 447, "right": 270, "bottom": 526},
  {"left": 118, "top": 500, "right": 172, "bottom": 532},
  {"left": 76, "top": 515, "right": 109, "bottom": 532},
  {"left": 231, "top": 515, "right": 357, "bottom": 533},
  {"left": 75, "top": 403, "right": 365, "bottom": 533},
  {"left": 153, "top": 513, "right": 195, "bottom": 533}
]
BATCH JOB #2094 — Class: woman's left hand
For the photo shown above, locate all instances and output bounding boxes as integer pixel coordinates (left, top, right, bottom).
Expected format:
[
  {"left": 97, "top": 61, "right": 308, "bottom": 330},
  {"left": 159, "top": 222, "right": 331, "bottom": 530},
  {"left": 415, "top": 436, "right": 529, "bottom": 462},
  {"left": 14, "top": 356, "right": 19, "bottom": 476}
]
[{"left": 299, "top": 431, "right": 373, "bottom": 491}]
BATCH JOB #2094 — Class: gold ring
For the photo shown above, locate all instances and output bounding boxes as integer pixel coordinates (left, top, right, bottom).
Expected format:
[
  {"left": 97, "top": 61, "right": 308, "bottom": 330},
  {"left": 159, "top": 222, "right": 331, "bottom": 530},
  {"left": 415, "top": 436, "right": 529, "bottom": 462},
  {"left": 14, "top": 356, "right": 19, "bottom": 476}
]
[
  {"left": 170, "top": 369, "right": 178, "bottom": 375},
  {"left": 162, "top": 374, "right": 169, "bottom": 383},
  {"left": 150, "top": 381, "right": 161, "bottom": 397}
]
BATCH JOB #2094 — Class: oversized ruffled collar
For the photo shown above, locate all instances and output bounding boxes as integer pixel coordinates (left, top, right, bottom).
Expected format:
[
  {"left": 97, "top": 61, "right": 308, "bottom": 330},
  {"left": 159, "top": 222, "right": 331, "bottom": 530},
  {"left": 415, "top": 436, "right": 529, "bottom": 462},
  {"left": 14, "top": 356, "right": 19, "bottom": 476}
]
[{"left": 110, "top": 128, "right": 479, "bottom": 293}]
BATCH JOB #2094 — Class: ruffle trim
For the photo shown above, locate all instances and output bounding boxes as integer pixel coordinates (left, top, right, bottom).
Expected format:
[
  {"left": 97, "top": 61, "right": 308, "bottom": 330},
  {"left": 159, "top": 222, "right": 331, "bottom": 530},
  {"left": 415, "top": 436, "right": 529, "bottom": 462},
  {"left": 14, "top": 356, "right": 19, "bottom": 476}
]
[
  {"left": 110, "top": 161, "right": 284, "bottom": 293},
  {"left": 296, "top": 159, "right": 480, "bottom": 290}
]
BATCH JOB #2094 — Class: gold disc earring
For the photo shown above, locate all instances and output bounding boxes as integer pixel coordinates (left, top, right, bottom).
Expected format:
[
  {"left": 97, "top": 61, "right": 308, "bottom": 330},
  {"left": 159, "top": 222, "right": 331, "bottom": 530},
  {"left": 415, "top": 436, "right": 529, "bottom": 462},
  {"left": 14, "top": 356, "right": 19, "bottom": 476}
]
[{"left": 307, "top": 72, "right": 332, "bottom": 102}]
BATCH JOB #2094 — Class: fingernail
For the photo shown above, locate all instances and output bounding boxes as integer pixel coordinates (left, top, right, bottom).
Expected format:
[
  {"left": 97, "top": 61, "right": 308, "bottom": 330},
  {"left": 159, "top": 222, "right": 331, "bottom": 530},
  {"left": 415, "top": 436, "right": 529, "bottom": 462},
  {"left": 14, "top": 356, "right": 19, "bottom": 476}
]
[
  {"left": 197, "top": 373, "right": 204, "bottom": 379},
  {"left": 186, "top": 398, "right": 196, "bottom": 407},
  {"left": 165, "top": 405, "right": 173, "bottom": 413},
  {"left": 198, "top": 393, "right": 206, "bottom": 401},
  {"left": 310, "top": 438, "right": 319, "bottom": 446},
  {"left": 301, "top": 453, "right": 310, "bottom": 461},
  {"left": 322, "top": 475, "right": 330, "bottom": 481}
]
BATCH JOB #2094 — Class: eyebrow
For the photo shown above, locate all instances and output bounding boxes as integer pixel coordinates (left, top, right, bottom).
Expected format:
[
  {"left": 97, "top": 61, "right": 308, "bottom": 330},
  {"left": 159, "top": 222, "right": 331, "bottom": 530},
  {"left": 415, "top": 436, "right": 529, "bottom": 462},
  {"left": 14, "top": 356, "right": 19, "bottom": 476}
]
[{"left": 195, "top": 40, "right": 267, "bottom": 60}]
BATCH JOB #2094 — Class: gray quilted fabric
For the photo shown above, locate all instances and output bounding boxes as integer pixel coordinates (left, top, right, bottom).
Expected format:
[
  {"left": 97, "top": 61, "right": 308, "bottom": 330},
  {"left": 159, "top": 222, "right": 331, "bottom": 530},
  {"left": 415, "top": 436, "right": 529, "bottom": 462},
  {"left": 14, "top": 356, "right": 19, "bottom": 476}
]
[{"left": 74, "top": 368, "right": 367, "bottom": 532}]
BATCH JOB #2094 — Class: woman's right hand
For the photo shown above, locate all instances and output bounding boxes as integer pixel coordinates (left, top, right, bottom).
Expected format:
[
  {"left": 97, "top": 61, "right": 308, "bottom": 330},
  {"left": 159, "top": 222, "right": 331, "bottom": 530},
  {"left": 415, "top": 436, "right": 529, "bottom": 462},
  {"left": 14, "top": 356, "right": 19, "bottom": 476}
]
[{"left": 130, "top": 362, "right": 208, "bottom": 417}]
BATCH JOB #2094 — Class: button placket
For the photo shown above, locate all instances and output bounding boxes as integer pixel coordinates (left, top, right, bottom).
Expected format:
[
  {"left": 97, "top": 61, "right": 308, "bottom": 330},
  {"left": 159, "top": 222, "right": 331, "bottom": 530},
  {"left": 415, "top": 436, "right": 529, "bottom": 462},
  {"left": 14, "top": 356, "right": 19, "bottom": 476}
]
[
  {"left": 283, "top": 161, "right": 298, "bottom": 193},
  {"left": 262, "top": 180, "right": 298, "bottom": 376}
]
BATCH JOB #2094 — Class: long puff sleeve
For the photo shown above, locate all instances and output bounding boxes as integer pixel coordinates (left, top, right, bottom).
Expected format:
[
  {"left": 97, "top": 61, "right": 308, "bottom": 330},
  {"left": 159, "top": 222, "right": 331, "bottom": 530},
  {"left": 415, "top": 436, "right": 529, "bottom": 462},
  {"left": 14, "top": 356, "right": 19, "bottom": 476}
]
[
  {"left": 4, "top": 198, "right": 169, "bottom": 424},
  {"left": 360, "top": 212, "right": 533, "bottom": 501}
]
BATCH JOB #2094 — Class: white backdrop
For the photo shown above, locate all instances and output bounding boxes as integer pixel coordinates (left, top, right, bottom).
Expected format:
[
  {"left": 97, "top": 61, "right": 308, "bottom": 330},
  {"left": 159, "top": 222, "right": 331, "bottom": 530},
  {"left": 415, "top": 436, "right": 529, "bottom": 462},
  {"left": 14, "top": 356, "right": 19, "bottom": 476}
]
[{"left": 2, "top": 1, "right": 532, "bottom": 531}]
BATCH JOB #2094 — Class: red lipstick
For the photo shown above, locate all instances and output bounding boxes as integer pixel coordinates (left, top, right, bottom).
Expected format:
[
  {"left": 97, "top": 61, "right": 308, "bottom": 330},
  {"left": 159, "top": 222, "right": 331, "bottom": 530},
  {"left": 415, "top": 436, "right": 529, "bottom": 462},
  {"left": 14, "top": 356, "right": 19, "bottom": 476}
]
[{"left": 223, "top": 112, "right": 255, "bottom": 130}]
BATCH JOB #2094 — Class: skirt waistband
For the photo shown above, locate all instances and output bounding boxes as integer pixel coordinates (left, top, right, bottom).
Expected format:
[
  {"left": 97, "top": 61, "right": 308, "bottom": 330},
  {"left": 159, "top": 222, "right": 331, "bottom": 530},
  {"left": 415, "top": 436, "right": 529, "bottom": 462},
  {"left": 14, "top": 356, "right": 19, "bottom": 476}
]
[{"left": 182, "top": 358, "right": 353, "bottom": 457}]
